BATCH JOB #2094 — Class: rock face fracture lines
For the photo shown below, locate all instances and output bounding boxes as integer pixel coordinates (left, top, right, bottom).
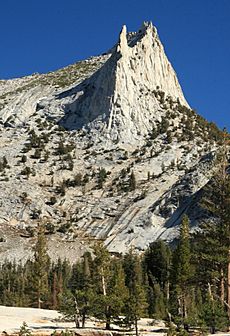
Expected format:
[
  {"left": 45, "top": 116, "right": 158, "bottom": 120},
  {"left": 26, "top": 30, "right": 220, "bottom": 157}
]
[{"left": 55, "top": 22, "right": 189, "bottom": 144}]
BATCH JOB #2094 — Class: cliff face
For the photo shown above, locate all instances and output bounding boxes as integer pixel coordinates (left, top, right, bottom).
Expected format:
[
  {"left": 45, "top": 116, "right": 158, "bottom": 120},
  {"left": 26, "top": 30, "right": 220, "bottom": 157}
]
[{"left": 49, "top": 22, "right": 188, "bottom": 144}]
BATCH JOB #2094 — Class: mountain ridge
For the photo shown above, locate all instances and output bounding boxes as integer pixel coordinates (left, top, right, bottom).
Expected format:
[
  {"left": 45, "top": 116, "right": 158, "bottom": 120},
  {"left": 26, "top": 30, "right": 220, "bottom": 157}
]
[{"left": 0, "top": 22, "right": 223, "bottom": 262}]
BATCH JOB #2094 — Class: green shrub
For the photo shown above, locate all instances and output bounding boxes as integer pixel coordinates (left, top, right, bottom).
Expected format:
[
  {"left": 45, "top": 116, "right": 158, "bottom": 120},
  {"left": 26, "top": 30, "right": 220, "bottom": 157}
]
[
  {"left": 57, "top": 222, "right": 71, "bottom": 234},
  {"left": 45, "top": 222, "right": 55, "bottom": 234},
  {"left": 21, "top": 155, "right": 27, "bottom": 163},
  {"left": 20, "top": 166, "right": 31, "bottom": 177}
]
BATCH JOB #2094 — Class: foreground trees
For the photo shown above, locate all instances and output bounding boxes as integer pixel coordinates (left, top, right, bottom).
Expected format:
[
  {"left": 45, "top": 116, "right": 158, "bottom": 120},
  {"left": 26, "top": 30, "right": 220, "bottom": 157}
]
[{"left": 0, "top": 225, "right": 229, "bottom": 332}]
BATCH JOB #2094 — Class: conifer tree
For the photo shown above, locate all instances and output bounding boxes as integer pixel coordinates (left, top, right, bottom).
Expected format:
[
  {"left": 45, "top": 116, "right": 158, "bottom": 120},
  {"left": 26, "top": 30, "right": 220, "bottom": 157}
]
[
  {"left": 80, "top": 253, "right": 92, "bottom": 327},
  {"left": 144, "top": 240, "right": 171, "bottom": 293},
  {"left": 151, "top": 283, "right": 167, "bottom": 319},
  {"left": 59, "top": 289, "right": 81, "bottom": 328},
  {"left": 129, "top": 171, "right": 136, "bottom": 191},
  {"left": 75, "top": 253, "right": 93, "bottom": 327},
  {"left": 31, "top": 224, "right": 50, "bottom": 308},
  {"left": 59, "top": 253, "right": 93, "bottom": 328},
  {"left": 91, "top": 244, "right": 128, "bottom": 329},
  {"left": 200, "top": 292, "right": 228, "bottom": 333},
  {"left": 170, "top": 215, "right": 192, "bottom": 323},
  {"left": 144, "top": 240, "right": 171, "bottom": 319},
  {"left": 98, "top": 168, "right": 107, "bottom": 189},
  {"left": 123, "top": 250, "right": 148, "bottom": 336},
  {"left": 107, "top": 259, "right": 129, "bottom": 326},
  {"left": 90, "top": 243, "right": 111, "bottom": 328},
  {"left": 51, "top": 272, "right": 58, "bottom": 309}
]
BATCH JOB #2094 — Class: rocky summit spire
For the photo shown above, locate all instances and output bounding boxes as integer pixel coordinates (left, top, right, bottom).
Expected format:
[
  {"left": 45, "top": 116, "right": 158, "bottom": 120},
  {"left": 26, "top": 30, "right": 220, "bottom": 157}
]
[
  {"left": 59, "top": 22, "right": 189, "bottom": 143},
  {"left": 117, "top": 25, "right": 128, "bottom": 55}
]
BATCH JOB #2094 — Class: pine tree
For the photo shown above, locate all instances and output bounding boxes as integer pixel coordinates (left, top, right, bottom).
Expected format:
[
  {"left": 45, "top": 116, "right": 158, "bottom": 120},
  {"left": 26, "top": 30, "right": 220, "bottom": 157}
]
[
  {"left": 90, "top": 243, "right": 111, "bottom": 328},
  {"left": 74, "top": 253, "right": 94, "bottom": 327},
  {"left": 80, "top": 253, "right": 92, "bottom": 327},
  {"left": 129, "top": 171, "right": 136, "bottom": 191},
  {"left": 123, "top": 250, "right": 148, "bottom": 336},
  {"left": 170, "top": 215, "right": 192, "bottom": 324},
  {"left": 151, "top": 283, "right": 167, "bottom": 319},
  {"left": 51, "top": 272, "right": 58, "bottom": 309},
  {"left": 59, "top": 256, "right": 86, "bottom": 328},
  {"left": 90, "top": 244, "right": 128, "bottom": 329},
  {"left": 144, "top": 240, "right": 171, "bottom": 319},
  {"left": 59, "top": 289, "right": 81, "bottom": 328},
  {"left": 98, "top": 168, "right": 107, "bottom": 189},
  {"left": 144, "top": 240, "right": 171, "bottom": 291},
  {"left": 106, "top": 259, "right": 129, "bottom": 327},
  {"left": 200, "top": 292, "right": 228, "bottom": 333},
  {"left": 31, "top": 224, "right": 50, "bottom": 308}
]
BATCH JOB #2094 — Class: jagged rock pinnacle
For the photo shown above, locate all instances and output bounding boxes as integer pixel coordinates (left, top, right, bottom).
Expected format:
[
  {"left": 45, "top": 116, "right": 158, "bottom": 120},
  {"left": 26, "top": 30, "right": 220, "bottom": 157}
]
[
  {"left": 117, "top": 25, "right": 128, "bottom": 54},
  {"left": 47, "top": 22, "right": 190, "bottom": 144}
]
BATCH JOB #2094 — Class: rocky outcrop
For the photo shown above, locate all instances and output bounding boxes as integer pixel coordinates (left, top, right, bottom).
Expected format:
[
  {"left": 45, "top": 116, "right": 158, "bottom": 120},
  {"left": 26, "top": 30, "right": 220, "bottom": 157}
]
[{"left": 0, "top": 56, "right": 108, "bottom": 127}]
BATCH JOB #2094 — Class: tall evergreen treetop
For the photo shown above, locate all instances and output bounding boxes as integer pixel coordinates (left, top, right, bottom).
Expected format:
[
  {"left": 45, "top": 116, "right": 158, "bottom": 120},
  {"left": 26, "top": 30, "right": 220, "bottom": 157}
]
[
  {"left": 144, "top": 239, "right": 171, "bottom": 288},
  {"left": 177, "top": 215, "right": 191, "bottom": 285}
]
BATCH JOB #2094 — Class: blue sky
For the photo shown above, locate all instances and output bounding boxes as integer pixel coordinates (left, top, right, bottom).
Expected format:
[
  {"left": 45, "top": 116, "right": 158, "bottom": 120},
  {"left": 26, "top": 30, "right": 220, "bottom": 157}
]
[{"left": 0, "top": 0, "right": 229, "bottom": 129}]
